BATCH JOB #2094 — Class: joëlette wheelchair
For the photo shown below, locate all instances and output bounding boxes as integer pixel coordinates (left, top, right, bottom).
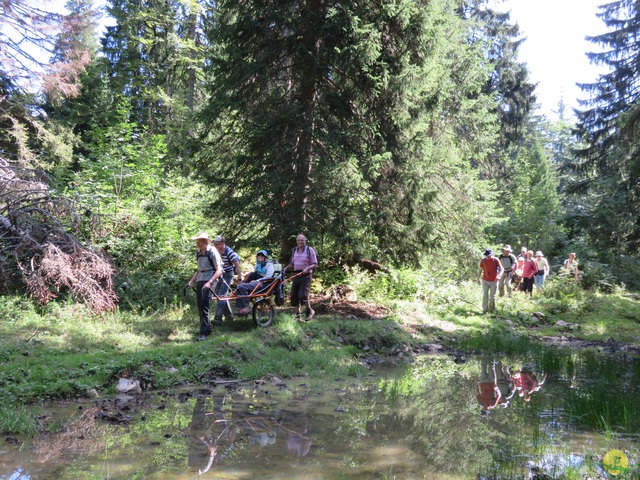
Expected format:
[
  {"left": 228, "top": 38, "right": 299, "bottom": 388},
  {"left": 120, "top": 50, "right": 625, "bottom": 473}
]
[{"left": 211, "top": 270, "right": 303, "bottom": 327}]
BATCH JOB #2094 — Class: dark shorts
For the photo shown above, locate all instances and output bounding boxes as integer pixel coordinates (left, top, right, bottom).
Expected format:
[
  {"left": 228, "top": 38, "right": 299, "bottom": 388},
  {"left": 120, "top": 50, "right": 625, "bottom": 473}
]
[{"left": 290, "top": 273, "right": 312, "bottom": 307}]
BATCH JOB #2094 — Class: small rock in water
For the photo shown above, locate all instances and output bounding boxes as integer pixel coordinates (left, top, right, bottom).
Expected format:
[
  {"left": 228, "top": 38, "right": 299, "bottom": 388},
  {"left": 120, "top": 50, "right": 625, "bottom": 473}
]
[
  {"left": 116, "top": 378, "right": 142, "bottom": 395},
  {"left": 86, "top": 388, "right": 100, "bottom": 398}
]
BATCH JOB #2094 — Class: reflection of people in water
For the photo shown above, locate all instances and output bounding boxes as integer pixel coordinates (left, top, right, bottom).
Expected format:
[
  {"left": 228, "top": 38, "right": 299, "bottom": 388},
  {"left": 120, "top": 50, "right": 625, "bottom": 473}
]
[
  {"left": 512, "top": 370, "right": 547, "bottom": 402},
  {"left": 476, "top": 358, "right": 515, "bottom": 415},
  {"left": 187, "top": 397, "right": 236, "bottom": 475},
  {"left": 244, "top": 416, "right": 277, "bottom": 457},
  {"left": 280, "top": 422, "right": 312, "bottom": 467}
]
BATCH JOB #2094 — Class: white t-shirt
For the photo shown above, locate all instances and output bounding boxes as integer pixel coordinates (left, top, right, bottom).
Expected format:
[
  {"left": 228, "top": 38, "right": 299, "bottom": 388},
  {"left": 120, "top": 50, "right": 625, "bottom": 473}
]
[{"left": 562, "top": 258, "right": 578, "bottom": 276}]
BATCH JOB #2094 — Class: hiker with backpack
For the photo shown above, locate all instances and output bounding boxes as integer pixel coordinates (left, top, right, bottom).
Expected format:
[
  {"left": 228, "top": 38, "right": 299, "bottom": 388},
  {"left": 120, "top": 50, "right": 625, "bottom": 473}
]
[
  {"left": 188, "top": 232, "right": 224, "bottom": 340},
  {"left": 520, "top": 250, "right": 539, "bottom": 296},
  {"left": 235, "top": 249, "right": 276, "bottom": 316},
  {"left": 284, "top": 234, "right": 318, "bottom": 322},
  {"left": 477, "top": 248, "right": 503, "bottom": 315},
  {"left": 498, "top": 244, "right": 517, "bottom": 298}
]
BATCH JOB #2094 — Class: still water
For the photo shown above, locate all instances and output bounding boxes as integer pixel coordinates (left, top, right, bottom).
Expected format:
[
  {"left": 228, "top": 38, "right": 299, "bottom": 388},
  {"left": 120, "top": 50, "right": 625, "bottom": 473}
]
[{"left": 2, "top": 350, "right": 639, "bottom": 479}]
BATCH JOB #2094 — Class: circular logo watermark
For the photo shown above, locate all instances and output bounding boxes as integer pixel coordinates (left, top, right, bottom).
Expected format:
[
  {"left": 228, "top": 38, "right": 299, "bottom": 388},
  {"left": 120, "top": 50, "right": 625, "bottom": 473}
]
[{"left": 603, "top": 449, "right": 629, "bottom": 476}]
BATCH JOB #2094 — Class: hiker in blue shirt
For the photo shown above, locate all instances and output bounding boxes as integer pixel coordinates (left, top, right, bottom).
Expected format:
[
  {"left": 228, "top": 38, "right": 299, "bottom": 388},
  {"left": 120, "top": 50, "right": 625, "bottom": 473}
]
[
  {"left": 212, "top": 235, "right": 243, "bottom": 323},
  {"left": 188, "top": 232, "right": 223, "bottom": 340}
]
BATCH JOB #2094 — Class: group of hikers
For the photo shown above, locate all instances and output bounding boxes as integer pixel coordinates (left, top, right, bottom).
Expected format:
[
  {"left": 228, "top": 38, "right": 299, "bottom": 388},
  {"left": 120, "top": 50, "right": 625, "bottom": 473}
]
[
  {"left": 187, "top": 232, "right": 318, "bottom": 340},
  {"left": 477, "top": 244, "right": 580, "bottom": 315}
]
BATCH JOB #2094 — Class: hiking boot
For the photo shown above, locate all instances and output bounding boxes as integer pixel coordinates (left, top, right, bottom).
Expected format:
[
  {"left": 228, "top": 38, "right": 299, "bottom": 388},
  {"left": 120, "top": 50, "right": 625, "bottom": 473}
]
[
  {"left": 305, "top": 308, "right": 315, "bottom": 321},
  {"left": 197, "top": 335, "right": 207, "bottom": 341},
  {"left": 295, "top": 312, "right": 302, "bottom": 322}
]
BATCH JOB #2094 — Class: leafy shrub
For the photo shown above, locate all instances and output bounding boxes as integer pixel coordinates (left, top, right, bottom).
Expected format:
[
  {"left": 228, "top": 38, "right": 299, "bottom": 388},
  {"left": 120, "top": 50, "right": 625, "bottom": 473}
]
[{"left": 578, "top": 260, "right": 618, "bottom": 291}]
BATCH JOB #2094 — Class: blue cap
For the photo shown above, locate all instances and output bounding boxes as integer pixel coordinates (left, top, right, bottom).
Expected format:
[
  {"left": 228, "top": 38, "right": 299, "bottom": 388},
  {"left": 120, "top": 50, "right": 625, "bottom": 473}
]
[{"left": 256, "top": 249, "right": 269, "bottom": 258}]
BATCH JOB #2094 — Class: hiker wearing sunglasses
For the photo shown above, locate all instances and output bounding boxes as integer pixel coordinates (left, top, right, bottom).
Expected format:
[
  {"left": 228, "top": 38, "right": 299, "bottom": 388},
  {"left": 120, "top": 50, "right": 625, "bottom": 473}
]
[
  {"left": 235, "top": 250, "right": 275, "bottom": 316},
  {"left": 520, "top": 250, "right": 538, "bottom": 296}
]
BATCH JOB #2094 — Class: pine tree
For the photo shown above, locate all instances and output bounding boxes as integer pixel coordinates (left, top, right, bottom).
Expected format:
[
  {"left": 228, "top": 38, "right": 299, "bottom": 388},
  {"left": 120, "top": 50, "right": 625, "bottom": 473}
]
[
  {"left": 575, "top": 0, "right": 640, "bottom": 255},
  {"left": 495, "top": 126, "right": 564, "bottom": 254},
  {"left": 199, "top": 0, "right": 500, "bottom": 264},
  {"left": 461, "top": 2, "right": 537, "bottom": 179},
  {"left": 100, "top": 0, "right": 207, "bottom": 163}
]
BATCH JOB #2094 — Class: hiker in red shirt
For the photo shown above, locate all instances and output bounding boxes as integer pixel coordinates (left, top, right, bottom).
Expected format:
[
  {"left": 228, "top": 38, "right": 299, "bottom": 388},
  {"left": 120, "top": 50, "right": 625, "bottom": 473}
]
[
  {"left": 477, "top": 248, "right": 503, "bottom": 315},
  {"left": 520, "top": 250, "right": 538, "bottom": 297}
]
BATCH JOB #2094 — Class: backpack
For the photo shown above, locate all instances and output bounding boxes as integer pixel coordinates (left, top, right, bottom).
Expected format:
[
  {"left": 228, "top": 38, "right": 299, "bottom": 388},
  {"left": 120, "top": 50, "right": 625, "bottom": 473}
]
[
  {"left": 275, "top": 281, "right": 285, "bottom": 305},
  {"left": 499, "top": 253, "right": 517, "bottom": 270},
  {"left": 206, "top": 248, "right": 219, "bottom": 269},
  {"left": 272, "top": 260, "right": 282, "bottom": 274}
]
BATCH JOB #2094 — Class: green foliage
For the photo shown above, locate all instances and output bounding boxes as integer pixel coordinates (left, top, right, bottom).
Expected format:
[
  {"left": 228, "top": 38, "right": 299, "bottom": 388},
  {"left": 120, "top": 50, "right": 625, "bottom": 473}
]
[
  {"left": 198, "top": 0, "right": 500, "bottom": 265},
  {"left": 0, "top": 408, "right": 37, "bottom": 436},
  {"left": 577, "top": 260, "right": 617, "bottom": 292},
  {"left": 574, "top": 0, "right": 640, "bottom": 256},
  {"left": 492, "top": 126, "right": 565, "bottom": 254}
]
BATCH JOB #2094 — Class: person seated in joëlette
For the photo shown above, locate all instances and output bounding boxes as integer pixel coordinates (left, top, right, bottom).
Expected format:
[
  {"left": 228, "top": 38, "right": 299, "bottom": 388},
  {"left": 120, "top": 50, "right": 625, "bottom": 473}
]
[{"left": 235, "top": 250, "right": 275, "bottom": 316}]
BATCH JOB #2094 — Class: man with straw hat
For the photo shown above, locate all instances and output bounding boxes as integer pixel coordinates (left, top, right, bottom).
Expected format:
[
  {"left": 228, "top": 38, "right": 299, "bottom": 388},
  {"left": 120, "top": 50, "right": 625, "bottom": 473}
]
[
  {"left": 188, "top": 232, "right": 224, "bottom": 340},
  {"left": 498, "top": 244, "right": 517, "bottom": 298}
]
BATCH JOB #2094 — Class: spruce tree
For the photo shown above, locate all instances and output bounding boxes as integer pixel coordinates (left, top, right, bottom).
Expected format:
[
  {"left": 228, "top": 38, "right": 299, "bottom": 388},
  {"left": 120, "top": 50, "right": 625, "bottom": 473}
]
[
  {"left": 199, "top": 0, "right": 499, "bottom": 264},
  {"left": 575, "top": 0, "right": 640, "bottom": 255}
]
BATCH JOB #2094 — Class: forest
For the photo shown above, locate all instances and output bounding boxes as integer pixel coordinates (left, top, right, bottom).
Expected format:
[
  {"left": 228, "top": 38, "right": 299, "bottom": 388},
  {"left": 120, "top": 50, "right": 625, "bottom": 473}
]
[{"left": 1, "top": 0, "right": 640, "bottom": 312}]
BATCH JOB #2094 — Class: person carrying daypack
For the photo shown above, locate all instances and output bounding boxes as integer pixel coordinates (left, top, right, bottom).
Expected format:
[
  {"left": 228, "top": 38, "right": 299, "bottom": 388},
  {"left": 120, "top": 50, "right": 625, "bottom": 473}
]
[
  {"left": 188, "top": 232, "right": 224, "bottom": 340},
  {"left": 498, "top": 244, "right": 517, "bottom": 298},
  {"left": 283, "top": 233, "right": 318, "bottom": 322}
]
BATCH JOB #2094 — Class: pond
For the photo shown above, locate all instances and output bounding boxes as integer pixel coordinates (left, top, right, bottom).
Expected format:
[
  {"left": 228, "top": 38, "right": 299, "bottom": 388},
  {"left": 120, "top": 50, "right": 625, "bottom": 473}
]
[{"left": 2, "top": 349, "right": 639, "bottom": 479}]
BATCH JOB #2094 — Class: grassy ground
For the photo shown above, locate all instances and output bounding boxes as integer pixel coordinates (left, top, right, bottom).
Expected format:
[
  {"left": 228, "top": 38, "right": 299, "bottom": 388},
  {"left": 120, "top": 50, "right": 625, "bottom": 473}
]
[{"left": 0, "top": 275, "right": 639, "bottom": 435}]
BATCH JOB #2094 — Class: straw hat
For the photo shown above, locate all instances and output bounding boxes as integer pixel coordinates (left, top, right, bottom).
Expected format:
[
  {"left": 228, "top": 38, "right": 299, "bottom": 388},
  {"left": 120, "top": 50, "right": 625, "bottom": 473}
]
[{"left": 191, "top": 232, "right": 211, "bottom": 241}]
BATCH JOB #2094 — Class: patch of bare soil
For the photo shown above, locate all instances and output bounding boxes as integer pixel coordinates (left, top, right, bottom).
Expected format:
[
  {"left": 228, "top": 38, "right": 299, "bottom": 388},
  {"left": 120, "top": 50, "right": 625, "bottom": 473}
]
[{"left": 311, "top": 295, "right": 391, "bottom": 320}]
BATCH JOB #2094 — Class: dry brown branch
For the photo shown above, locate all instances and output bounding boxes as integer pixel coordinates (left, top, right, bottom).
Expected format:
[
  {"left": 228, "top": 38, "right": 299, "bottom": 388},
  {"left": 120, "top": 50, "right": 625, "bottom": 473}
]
[
  {"left": 33, "top": 407, "right": 108, "bottom": 463},
  {"left": 1, "top": 156, "right": 118, "bottom": 312}
]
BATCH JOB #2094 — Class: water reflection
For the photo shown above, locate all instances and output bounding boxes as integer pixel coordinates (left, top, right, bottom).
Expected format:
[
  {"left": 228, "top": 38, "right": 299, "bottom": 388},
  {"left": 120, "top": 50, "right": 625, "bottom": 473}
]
[
  {"left": 185, "top": 387, "right": 314, "bottom": 475},
  {"left": 475, "top": 356, "right": 549, "bottom": 417},
  {"left": 1, "top": 351, "right": 639, "bottom": 479},
  {"left": 476, "top": 357, "right": 515, "bottom": 414},
  {"left": 512, "top": 369, "right": 546, "bottom": 402}
]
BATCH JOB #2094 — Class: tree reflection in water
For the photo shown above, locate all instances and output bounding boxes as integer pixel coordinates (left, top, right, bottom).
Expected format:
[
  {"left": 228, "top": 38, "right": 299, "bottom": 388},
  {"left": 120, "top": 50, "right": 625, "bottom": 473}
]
[
  {"left": 186, "top": 389, "right": 313, "bottom": 475},
  {"left": 4, "top": 352, "right": 640, "bottom": 479}
]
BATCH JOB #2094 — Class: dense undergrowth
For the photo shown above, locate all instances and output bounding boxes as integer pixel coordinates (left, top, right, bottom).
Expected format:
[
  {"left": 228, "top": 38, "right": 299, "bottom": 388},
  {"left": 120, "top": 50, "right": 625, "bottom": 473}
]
[{"left": 0, "top": 266, "right": 639, "bottom": 436}]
